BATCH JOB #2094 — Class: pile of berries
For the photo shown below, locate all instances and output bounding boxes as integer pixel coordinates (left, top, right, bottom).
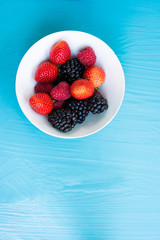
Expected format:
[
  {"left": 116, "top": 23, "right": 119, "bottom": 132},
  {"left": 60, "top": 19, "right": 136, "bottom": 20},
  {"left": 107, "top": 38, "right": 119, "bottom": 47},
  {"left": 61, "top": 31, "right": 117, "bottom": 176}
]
[{"left": 29, "top": 40, "right": 108, "bottom": 133}]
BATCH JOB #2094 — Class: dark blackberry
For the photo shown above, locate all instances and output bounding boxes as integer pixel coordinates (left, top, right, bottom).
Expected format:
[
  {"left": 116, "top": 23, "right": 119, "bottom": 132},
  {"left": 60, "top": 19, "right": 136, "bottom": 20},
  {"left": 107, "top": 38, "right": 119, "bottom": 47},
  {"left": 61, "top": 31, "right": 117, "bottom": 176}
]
[
  {"left": 67, "top": 98, "right": 89, "bottom": 124},
  {"left": 48, "top": 109, "right": 77, "bottom": 132},
  {"left": 60, "top": 57, "right": 85, "bottom": 85},
  {"left": 87, "top": 93, "right": 108, "bottom": 114},
  {"left": 52, "top": 74, "right": 64, "bottom": 86}
]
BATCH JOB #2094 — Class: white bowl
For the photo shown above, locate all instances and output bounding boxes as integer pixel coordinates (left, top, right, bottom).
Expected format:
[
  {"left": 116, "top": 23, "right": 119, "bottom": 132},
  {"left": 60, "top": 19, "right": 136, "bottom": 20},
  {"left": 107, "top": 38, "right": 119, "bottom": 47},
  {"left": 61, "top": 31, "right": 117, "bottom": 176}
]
[{"left": 16, "top": 30, "right": 125, "bottom": 139}]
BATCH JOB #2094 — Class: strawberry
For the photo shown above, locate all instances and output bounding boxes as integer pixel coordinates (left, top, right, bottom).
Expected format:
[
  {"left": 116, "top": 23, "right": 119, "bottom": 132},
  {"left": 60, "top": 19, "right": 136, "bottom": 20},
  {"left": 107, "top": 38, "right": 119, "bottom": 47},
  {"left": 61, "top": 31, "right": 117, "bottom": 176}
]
[
  {"left": 77, "top": 47, "right": 96, "bottom": 67},
  {"left": 83, "top": 66, "right": 105, "bottom": 88},
  {"left": 53, "top": 100, "right": 65, "bottom": 110},
  {"left": 49, "top": 41, "right": 71, "bottom": 65},
  {"left": 29, "top": 93, "right": 53, "bottom": 115},
  {"left": 35, "top": 61, "right": 58, "bottom": 83},
  {"left": 70, "top": 79, "right": 94, "bottom": 100},
  {"left": 50, "top": 81, "right": 71, "bottom": 100},
  {"left": 34, "top": 82, "right": 53, "bottom": 94}
]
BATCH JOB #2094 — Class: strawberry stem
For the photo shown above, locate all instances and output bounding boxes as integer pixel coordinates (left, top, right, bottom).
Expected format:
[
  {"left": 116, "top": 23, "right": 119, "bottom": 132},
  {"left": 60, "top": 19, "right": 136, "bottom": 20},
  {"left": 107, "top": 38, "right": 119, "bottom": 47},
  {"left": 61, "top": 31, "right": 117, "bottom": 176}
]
[{"left": 57, "top": 64, "right": 61, "bottom": 69}]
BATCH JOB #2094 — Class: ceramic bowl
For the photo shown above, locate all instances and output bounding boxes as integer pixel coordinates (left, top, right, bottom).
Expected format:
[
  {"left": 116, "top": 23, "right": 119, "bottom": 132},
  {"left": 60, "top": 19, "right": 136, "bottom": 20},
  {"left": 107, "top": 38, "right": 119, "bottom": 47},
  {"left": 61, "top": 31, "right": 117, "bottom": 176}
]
[{"left": 16, "top": 30, "right": 125, "bottom": 138}]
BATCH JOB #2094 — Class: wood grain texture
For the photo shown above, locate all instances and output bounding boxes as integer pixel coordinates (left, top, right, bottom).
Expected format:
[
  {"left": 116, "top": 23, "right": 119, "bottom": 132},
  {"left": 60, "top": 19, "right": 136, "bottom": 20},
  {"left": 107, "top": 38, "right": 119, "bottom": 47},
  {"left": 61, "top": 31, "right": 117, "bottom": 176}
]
[{"left": 0, "top": 0, "right": 160, "bottom": 239}]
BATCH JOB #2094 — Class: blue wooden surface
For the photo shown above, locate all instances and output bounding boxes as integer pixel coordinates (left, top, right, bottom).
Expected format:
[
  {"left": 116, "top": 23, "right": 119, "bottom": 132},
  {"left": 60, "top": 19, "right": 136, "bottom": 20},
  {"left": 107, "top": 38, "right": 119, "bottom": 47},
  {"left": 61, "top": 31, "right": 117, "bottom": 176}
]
[{"left": 0, "top": 0, "right": 160, "bottom": 239}]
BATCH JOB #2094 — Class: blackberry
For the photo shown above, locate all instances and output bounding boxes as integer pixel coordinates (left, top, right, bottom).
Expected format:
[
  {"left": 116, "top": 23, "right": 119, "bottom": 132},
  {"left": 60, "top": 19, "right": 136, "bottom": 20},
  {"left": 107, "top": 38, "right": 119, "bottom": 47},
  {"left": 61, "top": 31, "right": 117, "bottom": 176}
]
[
  {"left": 52, "top": 74, "right": 64, "bottom": 86},
  {"left": 48, "top": 109, "right": 77, "bottom": 132},
  {"left": 60, "top": 57, "right": 85, "bottom": 85},
  {"left": 67, "top": 98, "right": 89, "bottom": 124},
  {"left": 87, "top": 93, "right": 108, "bottom": 114}
]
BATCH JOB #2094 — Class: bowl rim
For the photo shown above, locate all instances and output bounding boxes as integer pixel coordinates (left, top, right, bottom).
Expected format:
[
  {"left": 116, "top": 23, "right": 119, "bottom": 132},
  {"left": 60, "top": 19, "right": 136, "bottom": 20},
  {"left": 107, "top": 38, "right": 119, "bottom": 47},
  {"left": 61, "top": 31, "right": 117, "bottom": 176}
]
[{"left": 15, "top": 30, "right": 125, "bottom": 139}]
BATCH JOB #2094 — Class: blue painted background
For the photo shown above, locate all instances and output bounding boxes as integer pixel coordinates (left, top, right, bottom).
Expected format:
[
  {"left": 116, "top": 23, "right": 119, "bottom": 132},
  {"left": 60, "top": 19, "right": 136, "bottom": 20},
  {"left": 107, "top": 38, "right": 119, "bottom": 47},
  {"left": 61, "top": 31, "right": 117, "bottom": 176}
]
[{"left": 0, "top": 0, "right": 160, "bottom": 239}]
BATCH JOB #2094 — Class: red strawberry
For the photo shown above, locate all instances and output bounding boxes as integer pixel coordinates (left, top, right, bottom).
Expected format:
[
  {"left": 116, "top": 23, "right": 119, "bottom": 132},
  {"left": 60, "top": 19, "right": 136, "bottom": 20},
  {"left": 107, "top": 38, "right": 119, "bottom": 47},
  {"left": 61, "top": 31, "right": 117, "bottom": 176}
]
[
  {"left": 77, "top": 47, "right": 96, "bottom": 67},
  {"left": 49, "top": 41, "right": 71, "bottom": 65},
  {"left": 34, "top": 82, "right": 53, "bottom": 94},
  {"left": 50, "top": 81, "right": 71, "bottom": 100},
  {"left": 35, "top": 61, "right": 58, "bottom": 83},
  {"left": 70, "top": 79, "right": 94, "bottom": 100},
  {"left": 83, "top": 66, "right": 105, "bottom": 88},
  {"left": 29, "top": 93, "right": 53, "bottom": 115},
  {"left": 53, "top": 100, "right": 65, "bottom": 110}
]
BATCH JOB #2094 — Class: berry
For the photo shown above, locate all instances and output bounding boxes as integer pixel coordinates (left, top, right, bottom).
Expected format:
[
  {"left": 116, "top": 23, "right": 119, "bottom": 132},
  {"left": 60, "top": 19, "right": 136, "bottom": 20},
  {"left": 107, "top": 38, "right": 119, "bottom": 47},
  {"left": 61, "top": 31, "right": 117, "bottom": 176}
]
[
  {"left": 52, "top": 74, "right": 65, "bottom": 86},
  {"left": 48, "top": 109, "right": 77, "bottom": 132},
  {"left": 94, "top": 89, "right": 101, "bottom": 95},
  {"left": 83, "top": 66, "right": 105, "bottom": 88},
  {"left": 87, "top": 93, "right": 108, "bottom": 114},
  {"left": 67, "top": 98, "right": 89, "bottom": 123},
  {"left": 53, "top": 100, "right": 65, "bottom": 110},
  {"left": 34, "top": 82, "right": 53, "bottom": 94},
  {"left": 70, "top": 79, "right": 94, "bottom": 100},
  {"left": 35, "top": 62, "right": 59, "bottom": 83},
  {"left": 60, "top": 57, "right": 85, "bottom": 85},
  {"left": 77, "top": 47, "right": 96, "bottom": 67},
  {"left": 29, "top": 93, "right": 53, "bottom": 115},
  {"left": 50, "top": 81, "right": 71, "bottom": 100},
  {"left": 49, "top": 40, "right": 71, "bottom": 65}
]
